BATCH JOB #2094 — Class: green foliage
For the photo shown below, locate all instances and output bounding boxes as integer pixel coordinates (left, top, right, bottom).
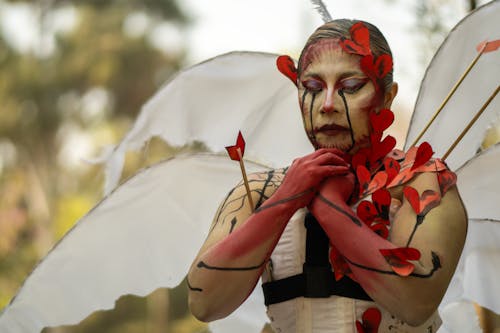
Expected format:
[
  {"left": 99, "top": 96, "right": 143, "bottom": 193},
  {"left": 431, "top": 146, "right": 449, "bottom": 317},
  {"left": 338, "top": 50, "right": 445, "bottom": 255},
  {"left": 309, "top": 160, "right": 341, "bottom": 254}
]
[{"left": 0, "top": 0, "right": 206, "bottom": 332}]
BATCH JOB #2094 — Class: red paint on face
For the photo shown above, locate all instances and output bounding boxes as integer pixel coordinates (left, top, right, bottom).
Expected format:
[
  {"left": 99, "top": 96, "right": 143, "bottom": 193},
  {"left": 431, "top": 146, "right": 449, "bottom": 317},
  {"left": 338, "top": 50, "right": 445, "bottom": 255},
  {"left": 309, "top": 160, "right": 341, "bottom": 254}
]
[{"left": 298, "top": 41, "right": 386, "bottom": 152}]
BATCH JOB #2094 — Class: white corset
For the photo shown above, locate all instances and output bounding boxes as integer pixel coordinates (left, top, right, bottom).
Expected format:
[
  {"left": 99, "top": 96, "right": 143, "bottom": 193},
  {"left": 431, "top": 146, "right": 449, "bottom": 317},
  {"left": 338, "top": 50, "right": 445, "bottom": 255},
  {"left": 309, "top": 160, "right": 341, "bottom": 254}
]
[{"left": 261, "top": 208, "right": 442, "bottom": 333}]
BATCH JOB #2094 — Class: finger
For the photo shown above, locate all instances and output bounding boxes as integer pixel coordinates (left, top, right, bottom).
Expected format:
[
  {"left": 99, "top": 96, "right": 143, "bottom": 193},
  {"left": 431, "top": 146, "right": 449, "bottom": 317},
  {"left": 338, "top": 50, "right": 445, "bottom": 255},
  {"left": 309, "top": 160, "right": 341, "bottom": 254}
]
[{"left": 314, "top": 165, "right": 350, "bottom": 178}]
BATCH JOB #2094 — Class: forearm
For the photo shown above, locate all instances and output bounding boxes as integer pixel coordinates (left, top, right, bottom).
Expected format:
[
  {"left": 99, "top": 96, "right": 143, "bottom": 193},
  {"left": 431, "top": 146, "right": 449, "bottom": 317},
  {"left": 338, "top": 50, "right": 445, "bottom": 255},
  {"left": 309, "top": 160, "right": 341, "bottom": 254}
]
[
  {"left": 311, "top": 193, "right": 443, "bottom": 325},
  {"left": 188, "top": 188, "right": 305, "bottom": 321}
]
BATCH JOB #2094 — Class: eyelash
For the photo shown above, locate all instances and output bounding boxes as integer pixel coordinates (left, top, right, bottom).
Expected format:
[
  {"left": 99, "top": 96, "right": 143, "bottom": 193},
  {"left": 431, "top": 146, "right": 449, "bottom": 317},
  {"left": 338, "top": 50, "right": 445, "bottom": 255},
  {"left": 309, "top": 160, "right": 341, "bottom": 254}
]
[
  {"left": 339, "top": 79, "right": 368, "bottom": 94},
  {"left": 302, "top": 79, "right": 324, "bottom": 93},
  {"left": 302, "top": 78, "right": 368, "bottom": 94}
]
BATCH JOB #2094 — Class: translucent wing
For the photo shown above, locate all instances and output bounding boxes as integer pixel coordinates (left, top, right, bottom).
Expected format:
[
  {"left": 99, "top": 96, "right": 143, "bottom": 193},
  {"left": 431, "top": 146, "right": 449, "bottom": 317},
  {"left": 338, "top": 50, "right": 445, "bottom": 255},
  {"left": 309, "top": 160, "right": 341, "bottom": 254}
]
[
  {"left": 442, "top": 143, "right": 500, "bottom": 312},
  {"left": 102, "top": 51, "right": 311, "bottom": 194},
  {"left": 0, "top": 154, "right": 269, "bottom": 333},
  {"left": 404, "top": 0, "right": 500, "bottom": 171}
]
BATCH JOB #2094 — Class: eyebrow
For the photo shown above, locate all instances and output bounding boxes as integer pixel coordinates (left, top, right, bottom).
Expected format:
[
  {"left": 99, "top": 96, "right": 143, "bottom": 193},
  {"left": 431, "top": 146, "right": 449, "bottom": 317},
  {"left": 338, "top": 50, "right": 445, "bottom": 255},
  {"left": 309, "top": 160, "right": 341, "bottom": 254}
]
[{"left": 302, "top": 70, "right": 366, "bottom": 80}]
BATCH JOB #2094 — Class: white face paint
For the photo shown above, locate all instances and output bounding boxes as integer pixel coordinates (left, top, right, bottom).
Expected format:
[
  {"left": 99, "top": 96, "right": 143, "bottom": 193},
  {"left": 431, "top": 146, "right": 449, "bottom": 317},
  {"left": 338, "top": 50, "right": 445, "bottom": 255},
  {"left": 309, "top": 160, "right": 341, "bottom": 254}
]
[{"left": 298, "top": 40, "right": 384, "bottom": 152}]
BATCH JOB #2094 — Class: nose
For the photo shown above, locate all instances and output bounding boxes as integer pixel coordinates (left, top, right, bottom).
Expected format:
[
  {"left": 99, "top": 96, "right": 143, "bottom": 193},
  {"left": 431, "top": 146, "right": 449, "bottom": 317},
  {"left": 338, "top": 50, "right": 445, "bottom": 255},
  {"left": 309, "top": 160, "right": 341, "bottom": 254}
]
[{"left": 320, "top": 86, "right": 341, "bottom": 114}]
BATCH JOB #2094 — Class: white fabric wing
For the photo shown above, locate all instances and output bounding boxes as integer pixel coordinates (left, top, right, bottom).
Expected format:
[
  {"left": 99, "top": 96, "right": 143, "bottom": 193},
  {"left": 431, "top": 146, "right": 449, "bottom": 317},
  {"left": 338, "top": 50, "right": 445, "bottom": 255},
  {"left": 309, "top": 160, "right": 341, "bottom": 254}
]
[
  {"left": 442, "top": 143, "right": 500, "bottom": 312},
  {"left": 404, "top": 0, "right": 500, "bottom": 171},
  {"left": 0, "top": 154, "right": 269, "bottom": 333},
  {"left": 103, "top": 51, "right": 312, "bottom": 194}
]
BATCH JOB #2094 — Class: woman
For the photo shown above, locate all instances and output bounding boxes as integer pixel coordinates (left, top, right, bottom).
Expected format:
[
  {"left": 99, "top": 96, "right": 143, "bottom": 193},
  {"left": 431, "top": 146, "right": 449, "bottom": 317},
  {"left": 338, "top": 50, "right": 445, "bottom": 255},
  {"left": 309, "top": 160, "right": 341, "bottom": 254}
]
[{"left": 187, "top": 19, "right": 467, "bottom": 333}]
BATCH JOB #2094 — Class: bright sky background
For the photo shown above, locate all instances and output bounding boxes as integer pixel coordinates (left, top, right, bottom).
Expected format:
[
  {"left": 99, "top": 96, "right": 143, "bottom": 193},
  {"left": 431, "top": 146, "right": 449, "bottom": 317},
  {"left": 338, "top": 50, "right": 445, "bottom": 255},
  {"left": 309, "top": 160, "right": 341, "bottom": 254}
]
[{"left": 0, "top": 0, "right": 489, "bottom": 160}]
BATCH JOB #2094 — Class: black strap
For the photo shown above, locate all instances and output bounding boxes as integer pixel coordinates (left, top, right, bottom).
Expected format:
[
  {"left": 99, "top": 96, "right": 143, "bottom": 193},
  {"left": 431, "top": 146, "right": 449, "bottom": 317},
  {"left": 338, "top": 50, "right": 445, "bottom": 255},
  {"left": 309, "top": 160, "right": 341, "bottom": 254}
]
[{"left": 262, "top": 213, "right": 372, "bottom": 305}]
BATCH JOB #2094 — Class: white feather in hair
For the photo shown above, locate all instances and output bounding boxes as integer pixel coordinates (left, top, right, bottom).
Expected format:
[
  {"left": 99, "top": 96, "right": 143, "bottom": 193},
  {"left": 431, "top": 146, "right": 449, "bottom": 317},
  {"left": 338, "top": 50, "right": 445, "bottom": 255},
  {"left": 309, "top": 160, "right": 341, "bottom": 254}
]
[{"left": 311, "top": 0, "right": 332, "bottom": 22}]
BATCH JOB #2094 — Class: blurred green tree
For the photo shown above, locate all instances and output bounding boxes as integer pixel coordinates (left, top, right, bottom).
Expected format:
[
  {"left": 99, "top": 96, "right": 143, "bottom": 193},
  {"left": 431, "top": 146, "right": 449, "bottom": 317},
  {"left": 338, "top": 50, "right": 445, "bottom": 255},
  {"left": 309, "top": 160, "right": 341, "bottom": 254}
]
[{"left": 0, "top": 0, "right": 205, "bottom": 332}]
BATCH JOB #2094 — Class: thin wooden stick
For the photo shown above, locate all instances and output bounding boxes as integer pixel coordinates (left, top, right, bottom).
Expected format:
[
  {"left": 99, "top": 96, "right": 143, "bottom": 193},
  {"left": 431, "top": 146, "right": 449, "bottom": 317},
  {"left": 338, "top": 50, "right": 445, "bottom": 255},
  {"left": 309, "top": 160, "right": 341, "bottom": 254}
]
[
  {"left": 237, "top": 148, "right": 255, "bottom": 211},
  {"left": 443, "top": 85, "right": 500, "bottom": 161},
  {"left": 410, "top": 45, "right": 487, "bottom": 147}
]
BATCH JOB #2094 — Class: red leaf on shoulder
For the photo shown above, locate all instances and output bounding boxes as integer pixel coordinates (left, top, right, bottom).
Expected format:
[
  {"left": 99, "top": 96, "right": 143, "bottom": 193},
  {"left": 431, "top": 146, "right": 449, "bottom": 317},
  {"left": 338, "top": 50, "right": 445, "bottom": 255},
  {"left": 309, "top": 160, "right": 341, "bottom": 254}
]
[
  {"left": 411, "top": 142, "right": 434, "bottom": 171},
  {"left": 438, "top": 169, "right": 457, "bottom": 195},
  {"left": 383, "top": 157, "right": 400, "bottom": 185}
]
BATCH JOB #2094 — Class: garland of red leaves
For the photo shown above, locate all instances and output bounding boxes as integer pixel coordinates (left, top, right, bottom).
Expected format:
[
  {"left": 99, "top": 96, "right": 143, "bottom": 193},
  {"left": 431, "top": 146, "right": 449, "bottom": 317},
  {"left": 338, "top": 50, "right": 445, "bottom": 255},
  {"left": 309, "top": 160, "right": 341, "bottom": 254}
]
[{"left": 334, "top": 22, "right": 458, "bottom": 332}]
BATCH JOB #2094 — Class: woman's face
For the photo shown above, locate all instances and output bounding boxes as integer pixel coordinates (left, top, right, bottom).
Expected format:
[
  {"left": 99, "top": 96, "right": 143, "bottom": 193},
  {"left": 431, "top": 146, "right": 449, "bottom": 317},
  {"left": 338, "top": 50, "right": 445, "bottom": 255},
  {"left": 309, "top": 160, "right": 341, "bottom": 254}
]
[{"left": 298, "top": 39, "right": 392, "bottom": 152}]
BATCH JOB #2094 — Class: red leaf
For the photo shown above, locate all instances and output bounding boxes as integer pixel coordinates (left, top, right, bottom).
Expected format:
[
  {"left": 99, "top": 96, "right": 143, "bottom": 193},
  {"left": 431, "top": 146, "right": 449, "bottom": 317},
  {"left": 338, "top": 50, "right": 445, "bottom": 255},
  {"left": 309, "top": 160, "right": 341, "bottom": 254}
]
[
  {"left": 411, "top": 142, "right": 434, "bottom": 171},
  {"left": 419, "top": 190, "right": 441, "bottom": 216},
  {"left": 356, "top": 307, "right": 382, "bottom": 333},
  {"left": 352, "top": 149, "right": 369, "bottom": 171},
  {"left": 276, "top": 55, "right": 298, "bottom": 85},
  {"left": 225, "top": 131, "right": 246, "bottom": 161},
  {"left": 356, "top": 165, "right": 371, "bottom": 194},
  {"left": 360, "top": 55, "right": 376, "bottom": 79},
  {"left": 380, "top": 247, "right": 421, "bottom": 276},
  {"left": 403, "top": 186, "right": 421, "bottom": 214},
  {"left": 477, "top": 39, "right": 500, "bottom": 53},
  {"left": 340, "top": 22, "right": 371, "bottom": 56},
  {"left": 370, "top": 108, "right": 394, "bottom": 133},
  {"left": 438, "top": 169, "right": 457, "bottom": 195},
  {"left": 403, "top": 186, "right": 441, "bottom": 216},
  {"left": 372, "top": 189, "right": 391, "bottom": 221},
  {"left": 371, "top": 223, "right": 389, "bottom": 239},
  {"left": 350, "top": 22, "right": 371, "bottom": 55},
  {"left": 360, "top": 54, "right": 393, "bottom": 82},
  {"left": 370, "top": 134, "right": 396, "bottom": 164},
  {"left": 374, "top": 54, "right": 393, "bottom": 78},
  {"left": 357, "top": 201, "right": 378, "bottom": 225},
  {"left": 365, "top": 171, "right": 388, "bottom": 197},
  {"left": 383, "top": 157, "right": 400, "bottom": 185},
  {"left": 330, "top": 246, "right": 352, "bottom": 281}
]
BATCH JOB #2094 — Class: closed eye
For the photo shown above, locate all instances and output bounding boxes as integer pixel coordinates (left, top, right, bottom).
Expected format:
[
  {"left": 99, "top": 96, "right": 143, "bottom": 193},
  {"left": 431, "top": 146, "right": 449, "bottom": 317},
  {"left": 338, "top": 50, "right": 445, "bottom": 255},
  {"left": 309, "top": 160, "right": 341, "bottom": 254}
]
[
  {"left": 302, "top": 78, "right": 325, "bottom": 93},
  {"left": 339, "top": 78, "right": 369, "bottom": 94}
]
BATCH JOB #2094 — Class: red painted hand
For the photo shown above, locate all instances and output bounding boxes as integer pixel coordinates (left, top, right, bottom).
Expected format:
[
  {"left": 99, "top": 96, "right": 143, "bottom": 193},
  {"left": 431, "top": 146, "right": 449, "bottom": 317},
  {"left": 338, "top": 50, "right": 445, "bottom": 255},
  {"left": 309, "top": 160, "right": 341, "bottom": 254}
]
[{"left": 274, "top": 148, "right": 350, "bottom": 209}]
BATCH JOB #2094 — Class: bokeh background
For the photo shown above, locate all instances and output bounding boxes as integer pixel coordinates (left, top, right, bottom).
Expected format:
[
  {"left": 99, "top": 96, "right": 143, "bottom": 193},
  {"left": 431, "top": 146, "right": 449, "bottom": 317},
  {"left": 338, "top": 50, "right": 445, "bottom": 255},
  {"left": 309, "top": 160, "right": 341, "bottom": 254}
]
[{"left": 0, "top": 0, "right": 498, "bottom": 332}]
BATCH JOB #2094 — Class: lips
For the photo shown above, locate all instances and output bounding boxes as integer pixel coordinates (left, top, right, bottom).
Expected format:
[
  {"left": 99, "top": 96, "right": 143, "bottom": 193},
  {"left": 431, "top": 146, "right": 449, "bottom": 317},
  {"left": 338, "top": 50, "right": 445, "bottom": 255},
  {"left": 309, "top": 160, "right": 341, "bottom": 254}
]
[{"left": 314, "top": 124, "right": 350, "bottom": 135}]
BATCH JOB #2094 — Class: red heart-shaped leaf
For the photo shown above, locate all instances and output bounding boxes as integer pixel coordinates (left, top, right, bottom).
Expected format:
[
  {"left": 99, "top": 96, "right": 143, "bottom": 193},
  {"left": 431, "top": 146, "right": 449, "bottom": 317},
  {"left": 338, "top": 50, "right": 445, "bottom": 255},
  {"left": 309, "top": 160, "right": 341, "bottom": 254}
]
[
  {"left": 365, "top": 171, "right": 388, "bottom": 197},
  {"left": 419, "top": 190, "right": 441, "bottom": 216},
  {"left": 357, "top": 200, "right": 378, "bottom": 225},
  {"left": 276, "top": 55, "right": 298, "bottom": 85},
  {"left": 350, "top": 22, "right": 371, "bottom": 55},
  {"left": 356, "top": 165, "right": 371, "bottom": 194},
  {"left": 370, "top": 134, "right": 396, "bottom": 164},
  {"left": 403, "top": 186, "right": 421, "bottom": 214},
  {"left": 438, "top": 169, "right": 457, "bottom": 195},
  {"left": 403, "top": 186, "right": 441, "bottom": 216},
  {"left": 356, "top": 307, "right": 382, "bottom": 333},
  {"left": 372, "top": 189, "right": 391, "bottom": 221},
  {"left": 374, "top": 54, "right": 393, "bottom": 78},
  {"left": 371, "top": 223, "right": 389, "bottom": 239},
  {"left": 370, "top": 108, "right": 394, "bottom": 133},
  {"left": 411, "top": 142, "right": 434, "bottom": 171},
  {"left": 383, "top": 157, "right": 400, "bottom": 185},
  {"left": 380, "top": 247, "right": 421, "bottom": 276}
]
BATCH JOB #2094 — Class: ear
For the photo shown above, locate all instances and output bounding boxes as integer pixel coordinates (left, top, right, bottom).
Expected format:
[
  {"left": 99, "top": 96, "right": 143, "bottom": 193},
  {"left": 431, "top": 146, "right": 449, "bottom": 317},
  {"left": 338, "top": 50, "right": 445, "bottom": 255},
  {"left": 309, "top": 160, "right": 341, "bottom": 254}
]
[
  {"left": 276, "top": 55, "right": 298, "bottom": 87},
  {"left": 383, "top": 82, "right": 398, "bottom": 108}
]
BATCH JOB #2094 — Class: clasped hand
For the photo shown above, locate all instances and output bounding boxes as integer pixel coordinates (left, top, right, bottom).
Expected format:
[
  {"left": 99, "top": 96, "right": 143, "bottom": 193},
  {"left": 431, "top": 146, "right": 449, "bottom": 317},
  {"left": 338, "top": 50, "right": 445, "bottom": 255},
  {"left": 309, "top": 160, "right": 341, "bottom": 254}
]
[{"left": 275, "top": 148, "right": 354, "bottom": 210}]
